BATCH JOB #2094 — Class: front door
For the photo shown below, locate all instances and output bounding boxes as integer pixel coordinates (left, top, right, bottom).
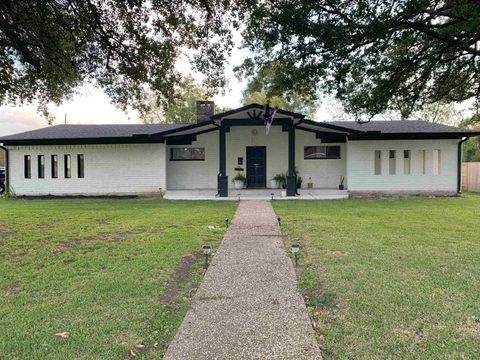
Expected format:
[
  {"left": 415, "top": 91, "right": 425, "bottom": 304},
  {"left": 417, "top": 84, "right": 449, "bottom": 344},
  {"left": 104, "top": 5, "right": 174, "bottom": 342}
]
[{"left": 246, "top": 146, "right": 266, "bottom": 188}]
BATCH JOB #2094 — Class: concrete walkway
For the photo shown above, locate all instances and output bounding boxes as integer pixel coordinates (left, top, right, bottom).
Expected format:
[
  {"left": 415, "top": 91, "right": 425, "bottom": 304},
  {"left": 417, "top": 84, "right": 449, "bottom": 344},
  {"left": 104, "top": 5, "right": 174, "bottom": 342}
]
[{"left": 164, "top": 201, "right": 321, "bottom": 360}]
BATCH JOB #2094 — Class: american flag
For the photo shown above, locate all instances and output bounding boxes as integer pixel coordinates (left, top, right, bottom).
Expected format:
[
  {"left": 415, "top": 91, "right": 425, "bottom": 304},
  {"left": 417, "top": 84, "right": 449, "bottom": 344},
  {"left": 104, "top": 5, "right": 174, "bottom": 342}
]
[{"left": 264, "top": 104, "right": 278, "bottom": 135}]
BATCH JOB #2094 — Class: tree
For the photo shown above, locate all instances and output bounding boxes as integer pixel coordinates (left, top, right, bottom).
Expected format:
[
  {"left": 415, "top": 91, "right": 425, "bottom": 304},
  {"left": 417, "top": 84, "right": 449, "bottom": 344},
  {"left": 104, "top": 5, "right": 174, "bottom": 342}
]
[
  {"left": 240, "top": 63, "right": 320, "bottom": 118},
  {"left": 0, "top": 0, "right": 234, "bottom": 118},
  {"left": 239, "top": 0, "right": 480, "bottom": 118},
  {"left": 140, "top": 76, "right": 228, "bottom": 124},
  {"left": 460, "top": 112, "right": 480, "bottom": 161}
]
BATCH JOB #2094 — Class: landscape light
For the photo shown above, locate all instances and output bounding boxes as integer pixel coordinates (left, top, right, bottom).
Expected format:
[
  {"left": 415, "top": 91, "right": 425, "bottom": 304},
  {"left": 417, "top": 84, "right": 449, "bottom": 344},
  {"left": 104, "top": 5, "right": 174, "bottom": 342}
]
[
  {"left": 237, "top": 193, "right": 241, "bottom": 201},
  {"left": 277, "top": 217, "right": 281, "bottom": 225},
  {"left": 203, "top": 244, "right": 211, "bottom": 269},
  {"left": 291, "top": 243, "right": 300, "bottom": 267},
  {"left": 271, "top": 193, "right": 274, "bottom": 200},
  {"left": 225, "top": 218, "right": 229, "bottom": 228}
]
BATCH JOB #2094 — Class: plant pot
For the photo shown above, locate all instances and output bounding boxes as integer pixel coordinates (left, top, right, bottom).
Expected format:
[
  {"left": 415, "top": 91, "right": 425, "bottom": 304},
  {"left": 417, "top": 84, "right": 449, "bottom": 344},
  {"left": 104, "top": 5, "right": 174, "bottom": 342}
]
[
  {"left": 339, "top": 184, "right": 345, "bottom": 190},
  {"left": 234, "top": 180, "right": 244, "bottom": 190},
  {"left": 270, "top": 179, "right": 279, "bottom": 189}
]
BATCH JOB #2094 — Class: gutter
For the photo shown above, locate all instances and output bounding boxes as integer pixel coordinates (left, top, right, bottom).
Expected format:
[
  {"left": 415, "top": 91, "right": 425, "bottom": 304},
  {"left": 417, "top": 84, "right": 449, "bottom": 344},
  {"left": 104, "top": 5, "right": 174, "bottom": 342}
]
[
  {"left": 457, "top": 137, "right": 469, "bottom": 193},
  {"left": 0, "top": 144, "right": 9, "bottom": 194}
]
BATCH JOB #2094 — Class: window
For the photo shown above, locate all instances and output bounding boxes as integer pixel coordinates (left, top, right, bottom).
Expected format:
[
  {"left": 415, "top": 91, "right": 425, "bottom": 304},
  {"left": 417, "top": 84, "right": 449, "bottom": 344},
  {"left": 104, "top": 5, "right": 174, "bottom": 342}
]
[
  {"left": 304, "top": 146, "right": 341, "bottom": 159},
  {"left": 433, "top": 149, "right": 441, "bottom": 175},
  {"left": 51, "top": 155, "right": 58, "bottom": 178},
  {"left": 389, "top": 150, "right": 396, "bottom": 175},
  {"left": 64, "top": 154, "right": 71, "bottom": 178},
  {"left": 418, "top": 150, "right": 426, "bottom": 175},
  {"left": 77, "top": 154, "right": 84, "bottom": 178},
  {"left": 403, "top": 150, "right": 411, "bottom": 175},
  {"left": 374, "top": 150, "right": 382, "bottom": 175},
  {"left": 37, "top": 155, "right": 45, "bottom": 179},
  {"left": 24, "top": 155, "right": 31, "bottom": 179},
  {"left": 170, "top": 147, "right": 205, "bottom": 161}
]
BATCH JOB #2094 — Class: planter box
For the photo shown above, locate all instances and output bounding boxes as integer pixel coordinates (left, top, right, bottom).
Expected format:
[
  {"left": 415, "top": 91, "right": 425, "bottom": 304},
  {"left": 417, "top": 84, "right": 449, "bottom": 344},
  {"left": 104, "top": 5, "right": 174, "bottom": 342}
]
[
  {"left": 269, "top": 179, "right": 279, "bottom": 189},
  {"left": 234, "top": 180, "right": 244, "bottom": 189}
]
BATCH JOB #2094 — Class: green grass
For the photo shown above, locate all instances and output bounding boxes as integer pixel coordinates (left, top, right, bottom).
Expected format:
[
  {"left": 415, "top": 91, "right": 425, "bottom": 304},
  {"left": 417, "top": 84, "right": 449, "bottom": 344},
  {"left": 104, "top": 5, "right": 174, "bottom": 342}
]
[
  {"left": 274, "top": 194, "right": 480, "bottom": 359},
  {"left": 0, "top": 198, "right": 236, "bottom": 359}
]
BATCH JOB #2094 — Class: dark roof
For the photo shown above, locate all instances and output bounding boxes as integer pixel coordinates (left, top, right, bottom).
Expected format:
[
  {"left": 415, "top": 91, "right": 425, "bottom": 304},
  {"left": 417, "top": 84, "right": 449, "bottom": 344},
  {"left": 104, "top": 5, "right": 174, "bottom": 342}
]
[
  {"left": 0, "top": 124, "right": 185, "bottom": 141},
  {"left": 325, "top": 120, "right": 472, "bottom": 134},
  {"left": 0, "top": 118, "right": 478, "bottom": 145}
]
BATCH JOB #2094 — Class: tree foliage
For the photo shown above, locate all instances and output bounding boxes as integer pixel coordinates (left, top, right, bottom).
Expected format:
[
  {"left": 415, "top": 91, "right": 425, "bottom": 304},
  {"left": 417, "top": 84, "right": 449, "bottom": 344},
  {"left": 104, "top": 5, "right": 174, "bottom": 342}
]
[
  {"left": 241, "top": 64, "right": 320, "bottom": 118},
  {"left": 141, "top": 76, "right": 228, "bottom": 124},
  {"left": 0, "top": 0, "right": 234, "bottom": 117},
  {"left": 460, "top": 112, "right": 480, "bottom": 161},
  {"left": 239, "top": 0, "right": 480, "bottom": 118}
]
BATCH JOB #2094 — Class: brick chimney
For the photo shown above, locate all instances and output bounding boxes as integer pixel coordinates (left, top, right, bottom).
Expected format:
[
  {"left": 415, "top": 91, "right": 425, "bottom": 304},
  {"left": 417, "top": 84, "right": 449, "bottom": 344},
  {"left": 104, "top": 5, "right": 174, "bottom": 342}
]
[{"left": 196, "top": 100, "right": 215, "bottom": 122}]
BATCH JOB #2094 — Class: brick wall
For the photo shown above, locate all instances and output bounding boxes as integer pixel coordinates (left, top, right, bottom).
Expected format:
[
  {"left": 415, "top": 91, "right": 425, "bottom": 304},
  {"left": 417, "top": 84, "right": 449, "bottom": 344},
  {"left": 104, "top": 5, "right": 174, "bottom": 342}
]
[{"left": 6, "top": 143, "right": 166, "bottom": 196}]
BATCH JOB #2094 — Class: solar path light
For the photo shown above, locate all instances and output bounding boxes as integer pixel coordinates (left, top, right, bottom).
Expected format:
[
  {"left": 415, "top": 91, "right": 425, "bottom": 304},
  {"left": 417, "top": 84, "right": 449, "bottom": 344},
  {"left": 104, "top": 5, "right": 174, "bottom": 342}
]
[
  {"left": 291, "top": 243, "right": 300, "bottom": 267},
  {"left": 277, "top": 217, "right": 281, "bottom": 225},
  {"left": 271, "top": 193, "right": 274, "bottom": 200},
  {"left": 203, "top": 244, "right": 211, "bottom": 269},
  {"left": 225, "top": 218, "right": 229, "bottom": 228}
]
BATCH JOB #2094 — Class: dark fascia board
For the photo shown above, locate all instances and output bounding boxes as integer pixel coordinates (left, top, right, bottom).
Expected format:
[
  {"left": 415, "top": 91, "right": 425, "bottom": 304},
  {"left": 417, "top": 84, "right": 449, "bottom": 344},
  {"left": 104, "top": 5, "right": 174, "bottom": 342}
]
[
  {"left": 299, "top": 119, "right": 366, "bottom": 134},
  {"left": 0, "top": 136, "right": 162, "bottom": 146},
  {"left": 211, "top": 103, "right": 304, "bottom": 120},
  {"left": 222, "top": 118, "right": 293, "bottom": 126},
  {"left": 348, "top": 132, "right": 480, "bottom": 140},
  {"left": 150, "top": 120, "right": 215, "bottom": 138}
]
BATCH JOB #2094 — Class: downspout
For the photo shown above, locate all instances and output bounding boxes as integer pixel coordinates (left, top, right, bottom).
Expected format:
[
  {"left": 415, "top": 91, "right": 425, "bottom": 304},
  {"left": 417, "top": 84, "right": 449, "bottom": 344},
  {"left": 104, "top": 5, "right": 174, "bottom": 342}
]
[
  {"left": 457, "top": 137, "right": 469, "bottom": 193},
  {"left": 0, "top": 144, "right": 9, "bottom": 194}
]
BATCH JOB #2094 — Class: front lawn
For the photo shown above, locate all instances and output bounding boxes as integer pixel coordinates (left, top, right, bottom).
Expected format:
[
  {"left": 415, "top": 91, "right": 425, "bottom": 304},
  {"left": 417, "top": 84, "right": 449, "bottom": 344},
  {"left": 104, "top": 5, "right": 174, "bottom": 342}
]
[
  {"left": 0, "top": 198, "right": 236, "bottom": 359},
  {"left": 274, "top": 194, "right": 480, "bottom": 359}
]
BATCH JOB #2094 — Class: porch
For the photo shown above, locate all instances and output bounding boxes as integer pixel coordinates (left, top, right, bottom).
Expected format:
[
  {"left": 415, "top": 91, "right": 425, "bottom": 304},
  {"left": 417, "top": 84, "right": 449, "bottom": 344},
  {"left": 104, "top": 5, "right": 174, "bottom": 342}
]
[{"left": 163, "top": 188, "right": 349, "bottom": 200}]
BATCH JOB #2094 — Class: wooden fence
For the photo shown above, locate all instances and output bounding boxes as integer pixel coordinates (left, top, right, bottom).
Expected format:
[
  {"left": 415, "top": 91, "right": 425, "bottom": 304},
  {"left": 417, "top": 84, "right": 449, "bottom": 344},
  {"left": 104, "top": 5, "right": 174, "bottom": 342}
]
[{"left": 462, "top": 162, "right": 480, "bottom": 192}]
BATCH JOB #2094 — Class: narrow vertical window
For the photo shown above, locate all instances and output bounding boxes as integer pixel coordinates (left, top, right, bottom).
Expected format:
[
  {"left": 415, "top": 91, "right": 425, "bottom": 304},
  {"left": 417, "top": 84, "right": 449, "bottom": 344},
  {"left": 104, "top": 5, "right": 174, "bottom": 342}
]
[
  {"left": 403, "top": 150, "right": 411, "bottom": 175},
  {"left": 433, "top": 149, "right": 441, "bottom": 175},
  {"left": 418, "top": 150, "right": 426, "bottom": 175},
  {"left": 37, "top": 155, "right": 45, "bottom": 179},
  {"left": 51, "top": 155, "right": 58, "bottom": 178},
  {"left": 24, "top": 155, "right": 31, "bottom": 179},
  {"left": 77, "top": 154, "right": 84, "bottom": 178},
  {"left": 389, "top": 150, "right": 396, "bottom": 175},
  {"left": 64, "top": 154, "right": 71, "bottom": 178},
  {"left": 374, "top": 150, "right": 382, "bottom": 175}
]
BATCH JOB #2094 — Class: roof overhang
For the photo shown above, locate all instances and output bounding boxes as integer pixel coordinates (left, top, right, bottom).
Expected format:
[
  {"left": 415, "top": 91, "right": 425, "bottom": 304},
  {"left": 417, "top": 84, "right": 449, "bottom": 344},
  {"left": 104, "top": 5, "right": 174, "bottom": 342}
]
[
  {"left": 348, "top": 132, "right": 480, "bottom": 140},
  {"left": 297, "top": 119, "right": 365, "bottom": 134},
  {"left": 150, "top": 120, "right": 217, "bottom": 138},
  {"left": 0, "top": 135, "right": 158, "bottom": 146}
]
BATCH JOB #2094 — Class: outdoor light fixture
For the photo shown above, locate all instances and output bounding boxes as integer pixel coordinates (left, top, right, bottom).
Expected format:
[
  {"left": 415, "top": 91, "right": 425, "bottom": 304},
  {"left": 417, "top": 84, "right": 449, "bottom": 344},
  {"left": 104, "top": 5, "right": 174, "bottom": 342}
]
[
  {"left": 291, "top": 243, "right": 300, "bottom": 267},
  {"left": 225, "top": 218, "right": 229, "bottom": 228},
  {"left": 203, "top": 244, "right": 211, "bottom": 269},
  {"left": 237, "top": 193, "right": 241, "bottom": 201},
  {"left": 277, "top": 217, "right": 281, "bottom": 225},
  {"left": 271, "top": 193, "right": 274, "bottom": 200}
]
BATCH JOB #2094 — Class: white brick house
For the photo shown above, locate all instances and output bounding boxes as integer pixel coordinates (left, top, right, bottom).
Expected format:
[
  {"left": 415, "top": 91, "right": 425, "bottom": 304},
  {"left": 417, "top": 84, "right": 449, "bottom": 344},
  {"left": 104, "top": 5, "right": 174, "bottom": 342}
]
[{"left": 0, "top": 103, "right": 477, "bottom": 197}]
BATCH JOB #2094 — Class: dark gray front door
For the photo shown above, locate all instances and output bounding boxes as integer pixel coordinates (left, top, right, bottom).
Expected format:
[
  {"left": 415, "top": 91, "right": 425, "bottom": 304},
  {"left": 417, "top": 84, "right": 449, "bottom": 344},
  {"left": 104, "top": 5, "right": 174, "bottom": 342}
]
[{"left": 246, "top": 146, "right": 266, "bottom": 188}]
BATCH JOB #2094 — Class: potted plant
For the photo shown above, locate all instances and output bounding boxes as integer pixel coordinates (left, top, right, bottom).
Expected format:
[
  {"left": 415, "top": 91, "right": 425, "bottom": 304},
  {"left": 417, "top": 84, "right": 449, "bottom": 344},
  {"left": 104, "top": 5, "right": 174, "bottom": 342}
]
[
  {"left": 271, "top": 174, "right": 284, "bottom": 189},
  {"left": 339, "top": 176, "right": 345, "bottom": 190},
  {"left": 297, "top": 175, "right": 303, "bottom": 189},
  {"left": 295, "top": 169, "right": 302, "bottom": 189},
  {"left": 232, "top": 172, "right": 246, "bottom": 189},
  {"left": 279, "top": 173, "right": 287, "bottom": 189}
]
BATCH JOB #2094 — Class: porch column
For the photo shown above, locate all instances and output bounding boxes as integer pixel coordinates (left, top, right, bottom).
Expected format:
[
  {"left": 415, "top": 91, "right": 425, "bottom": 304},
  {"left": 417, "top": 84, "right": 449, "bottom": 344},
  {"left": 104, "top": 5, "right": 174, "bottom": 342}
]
[
  {"left": 217, "top": 123, "right": 228, "bottom": 197},
  {"left": 286, "top": 123, "right": 296, "bottom": 196}
]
